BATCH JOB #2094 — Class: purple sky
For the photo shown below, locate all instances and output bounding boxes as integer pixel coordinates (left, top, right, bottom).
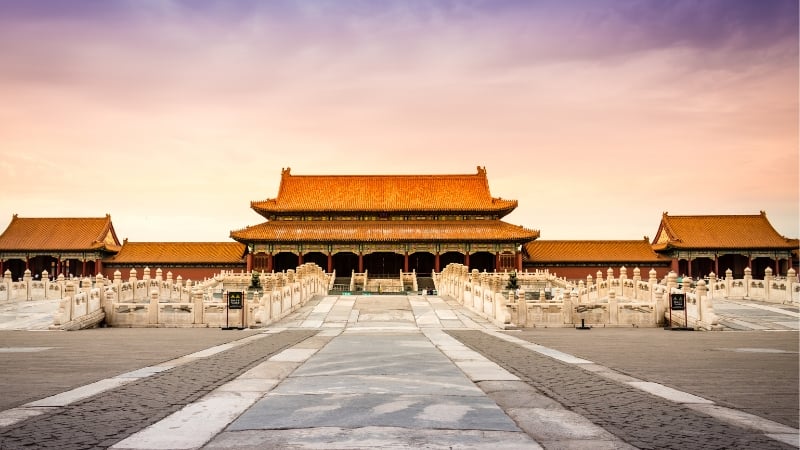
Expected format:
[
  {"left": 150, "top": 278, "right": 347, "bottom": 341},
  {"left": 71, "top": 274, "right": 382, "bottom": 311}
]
[{"left": 0, "top": 0, "right": 797, "bottom": 242}]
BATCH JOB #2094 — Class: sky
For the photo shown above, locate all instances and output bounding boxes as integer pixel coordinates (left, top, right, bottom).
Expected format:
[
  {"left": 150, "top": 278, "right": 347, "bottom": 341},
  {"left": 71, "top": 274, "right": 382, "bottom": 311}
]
[{"left": 0, "top": 0, "right": 797, "bottom": 242}]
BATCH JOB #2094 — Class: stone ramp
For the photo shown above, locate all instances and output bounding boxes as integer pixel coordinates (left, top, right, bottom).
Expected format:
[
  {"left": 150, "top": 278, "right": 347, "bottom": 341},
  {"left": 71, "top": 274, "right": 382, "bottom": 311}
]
[
  {"left": 0, "top": 299, "right": 60, "bottom": 330},
  {"left": 714, "top": 298, "right": 800, "bottom": 331}
]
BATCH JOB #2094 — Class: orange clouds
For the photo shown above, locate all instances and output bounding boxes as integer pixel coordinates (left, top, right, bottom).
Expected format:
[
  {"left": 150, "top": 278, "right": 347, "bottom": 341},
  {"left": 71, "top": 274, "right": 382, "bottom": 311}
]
[{"left": 0, "top": 1, "right": 796, "bottom": 240}]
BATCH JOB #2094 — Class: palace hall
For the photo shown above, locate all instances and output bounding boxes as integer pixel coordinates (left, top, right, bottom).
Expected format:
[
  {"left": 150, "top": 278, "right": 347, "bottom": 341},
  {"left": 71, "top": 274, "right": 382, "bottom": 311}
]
[{"left": 230, "top": 167, "right": 540, "bottom": 276}]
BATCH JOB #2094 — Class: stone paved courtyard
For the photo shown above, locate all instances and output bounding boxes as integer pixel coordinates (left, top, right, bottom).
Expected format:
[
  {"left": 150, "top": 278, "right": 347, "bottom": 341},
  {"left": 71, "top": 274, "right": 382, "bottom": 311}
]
[{"left": 0, "top": 294, "right": 797, "bottom": 449}]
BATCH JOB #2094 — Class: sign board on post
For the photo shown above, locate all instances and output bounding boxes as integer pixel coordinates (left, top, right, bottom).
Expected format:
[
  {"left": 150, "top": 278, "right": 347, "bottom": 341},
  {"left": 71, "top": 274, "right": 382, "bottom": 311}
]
[
  {"left": 666, "top": 292, "right": 692, "bottom": 331},
  {"left": 670, "top": 293, "right": 685, "bottom": 311},
  {"left": 228, "top": 292, "right": 243, "bottom": 310},
  {"left": 223, "top": 291, "right": 245, "bottom": 330}
]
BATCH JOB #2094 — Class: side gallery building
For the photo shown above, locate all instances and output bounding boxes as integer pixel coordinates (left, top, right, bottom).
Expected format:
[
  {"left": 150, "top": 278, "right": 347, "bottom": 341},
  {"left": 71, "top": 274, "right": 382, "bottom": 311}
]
[{"left": 230, "top": 167, "right": 539, "bottom": 275}]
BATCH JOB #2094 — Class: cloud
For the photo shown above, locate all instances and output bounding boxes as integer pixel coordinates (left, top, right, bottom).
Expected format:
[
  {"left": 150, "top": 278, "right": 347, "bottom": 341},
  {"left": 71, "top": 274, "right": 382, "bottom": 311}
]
[{"left": 0, "top": 1, "right": 795, "bottom": 240}]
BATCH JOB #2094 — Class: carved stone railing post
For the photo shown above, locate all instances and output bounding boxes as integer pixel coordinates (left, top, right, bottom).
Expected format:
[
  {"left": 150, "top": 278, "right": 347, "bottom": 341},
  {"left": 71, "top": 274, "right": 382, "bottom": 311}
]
[
  {"left": 562, "top": 291, "right": 573, "bottom": 325},
  {"left": 129, "top": 268, "right": 138, "bottom": 298},
  {"left": 23, "top": 269, "right": 32, "bottom": 300},
  {"left": 103, "top": 288, "right": 116, "bottom": 325},
  {"left": 764, "top": 267, "right": 773, "bottom": 299},
  {"left": 608, "top": 290, "right": 618, "bottom": 325},
  {"left": 682, "top": 277, "right": 692, "bottom": 295},
  {"left": 707, "top": 272, "right": 717, "bottom": 298},
  {"left": 667, "top": 271, "right": 678, "bottom": 292},
  {"left": 744, "top": 267, "right": 752, "bottom": 298},
  {"left": 655, "top": 288, "right": 666, "bottom": 326},
  {"left": 192, "top": 289, "right": 204, "bottom": 325},
  {"left": 725, "top": 269, "right": 733, "bottom": 297},
  {"left": 64, "top": 281, "right": 76, "bottom": 322},
  {"left": 648, "top": 268, "right": 658, "bottom": 302},
  {"left": 632, "top": 267, "right": 641, "bottom": 300},
  {"left": 81, "top": 277, "right": 92, "bottom": 295},
  {"left": 148, "top": 289, "right": 159, "bottom": 325}
]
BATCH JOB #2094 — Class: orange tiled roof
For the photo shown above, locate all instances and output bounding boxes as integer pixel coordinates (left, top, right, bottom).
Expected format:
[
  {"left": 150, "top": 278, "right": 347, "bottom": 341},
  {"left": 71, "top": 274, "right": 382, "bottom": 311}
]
[
  {"left": 524, "top": 239, "right": 670, "bottom": 263},
  {"left": 106, "top": 242, "right": 246, "bottom": 264},
  {"left": 652, "top": 212, "right": 797, "bottom": 250},
  {"left": 0, "top": 215, "right": 121, "bottom": 252},
  {"left": 251, "top": 167, "right": 518, "bottom": 217},
  {"left": 231, "top": 220, "right": 539, "bottom": 243}
]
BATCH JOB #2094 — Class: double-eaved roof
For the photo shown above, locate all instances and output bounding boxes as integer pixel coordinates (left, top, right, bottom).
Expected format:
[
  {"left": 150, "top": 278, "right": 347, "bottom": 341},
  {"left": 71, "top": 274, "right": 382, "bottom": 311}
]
[
  {"left": 652, "top": 211, "right": 797, "bottom": 251},
  {"left": 250, "top": 166, "right": 518, "bottom": 217},
  {"left": 233, "top": 167, "right": 539, "bottom": 244},
  {"left": 105, "top": 242, "right": 245, "bottom": 264},
  {"left": 0, "top": 214, "right": 121, "bottom": 252}
]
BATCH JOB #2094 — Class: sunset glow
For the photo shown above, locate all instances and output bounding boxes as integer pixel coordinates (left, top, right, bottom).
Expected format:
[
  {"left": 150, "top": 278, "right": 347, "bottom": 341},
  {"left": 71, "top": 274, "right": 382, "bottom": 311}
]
[{"left": 1, "top": 1, "right": 797, "bottom": 241}]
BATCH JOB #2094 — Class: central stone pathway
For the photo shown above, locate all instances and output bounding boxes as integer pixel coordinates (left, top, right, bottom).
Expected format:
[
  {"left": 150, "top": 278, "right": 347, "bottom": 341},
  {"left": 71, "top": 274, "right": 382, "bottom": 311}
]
[
  {"left": 202, "top": 295, "right": 545, "bottom": 448},
  {"left": 211, "top": 331, "right": 535, "bottom": 448},
  {"left": 113, "top": 294, "right": 574, "bottom": 449}
]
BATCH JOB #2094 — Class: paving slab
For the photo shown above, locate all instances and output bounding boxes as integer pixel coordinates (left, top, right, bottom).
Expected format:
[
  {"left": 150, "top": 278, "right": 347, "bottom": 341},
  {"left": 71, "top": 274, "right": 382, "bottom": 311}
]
[{"left": 206, "top": 426, "right": 542, "bottom": 449}]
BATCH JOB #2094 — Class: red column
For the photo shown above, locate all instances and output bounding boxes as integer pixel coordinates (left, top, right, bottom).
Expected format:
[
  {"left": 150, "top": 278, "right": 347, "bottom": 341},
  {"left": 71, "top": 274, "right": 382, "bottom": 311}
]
[
  {"left": 25, "top": 256, "right": 29, "bottom": 270},
  {"left": 464, "top": 252, "right": 470, "bottom": 268},
  {"left": 495, "top": 252, "right": 500, "bottom": 271},
  {"left": 434, "top": 252, "right": 440, "bottom": 272},
  {"left": 358, "top": 252, "right": 364, "bottom": 273},
  {"left": 687, "top": 257, "right": 693, "bottom": 278},
  {"left": 246, "top": 253, "right": 254, "bottom": 272},
  {"left": 775, "top": 258, "right": 780, "bottom": 276},
  {"left": 404, "top": 252, "right": 409, "bottom": 272},
  {"left": 671, "top": 258, "right": 679, "bottom": 273},
  {"left": 267, "top": 253, "right": 273, "bottom": 273},
  {"left": 0, "top": 259, "right": 3, "bottom": 274},
  {"left": 298, "top": 252, "right": 303, "bottom": 266},
  {"left": 327, "top": 252, "right": 333, "bottom": 273},
  {"left": 714, "top": 254, "right": 719, "bottom": 275},
  {"left": 95, "top": 259, "right": 103, "bottom": 276},
  {"left": 516, "top": 251, "right": 522, "bottom": 272},
  {"left": 82, "top": 260, "right": 87, "bottom": 277}
]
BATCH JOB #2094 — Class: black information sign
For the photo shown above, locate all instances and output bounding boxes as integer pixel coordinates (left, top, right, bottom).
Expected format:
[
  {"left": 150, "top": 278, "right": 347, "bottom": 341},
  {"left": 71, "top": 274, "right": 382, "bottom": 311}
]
[
  {"left": 670, "top": 293, "right": 686, "bottom": 311},
  {"left": 228, "top": 291, "right": 243, "bottom": 310}
]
